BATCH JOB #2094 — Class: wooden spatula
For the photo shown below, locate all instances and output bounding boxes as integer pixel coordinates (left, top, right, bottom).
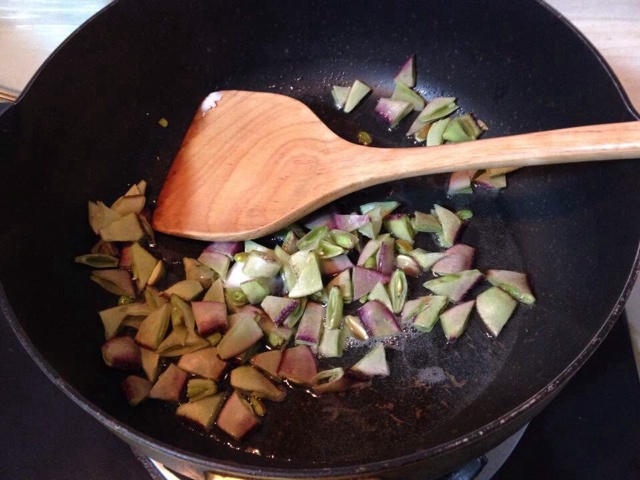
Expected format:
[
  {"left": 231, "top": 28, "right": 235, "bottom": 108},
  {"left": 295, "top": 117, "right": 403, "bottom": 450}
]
[{"left": 152, "top": 90, "right": 640, "bottom": 241}]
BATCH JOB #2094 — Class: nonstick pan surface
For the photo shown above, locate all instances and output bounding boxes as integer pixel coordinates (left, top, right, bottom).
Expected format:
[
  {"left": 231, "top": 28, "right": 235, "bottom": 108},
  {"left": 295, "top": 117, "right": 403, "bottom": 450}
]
[{"left": 0, "top": 0, "right": 638, "bottom": 478}]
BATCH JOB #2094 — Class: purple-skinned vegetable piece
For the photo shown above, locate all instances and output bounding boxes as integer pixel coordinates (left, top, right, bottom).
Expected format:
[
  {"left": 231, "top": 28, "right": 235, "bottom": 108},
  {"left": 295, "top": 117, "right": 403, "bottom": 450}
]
[
  {"left": 357, "top": 300, "right": 401, "bottom": 338},
  {"left": 431, "top": 244, "right": 476, "bottom": 275},
  {"left": 352, "top": 267, "right": 391, "bottom": 300},
  {"left": 201, "top": 241, "right": 242, "bottom": 258},
  {"left": 377, "top": 236, "right": 396, "bottom": 275},
  {"left": 332, "top": 213, "right": 370, "bottom": 232},
  {"left": 320, "top": 254, "right": 354, "bottom": 275},
  {"left": 295, "top": 301, "right": 324, "bottom": 349}
]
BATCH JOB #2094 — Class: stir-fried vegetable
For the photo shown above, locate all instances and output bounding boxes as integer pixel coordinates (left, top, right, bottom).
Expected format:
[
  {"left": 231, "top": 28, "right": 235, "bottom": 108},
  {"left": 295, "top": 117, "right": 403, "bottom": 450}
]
[{"left": 76, "top": 181, "right": 536, "bottom": 441}]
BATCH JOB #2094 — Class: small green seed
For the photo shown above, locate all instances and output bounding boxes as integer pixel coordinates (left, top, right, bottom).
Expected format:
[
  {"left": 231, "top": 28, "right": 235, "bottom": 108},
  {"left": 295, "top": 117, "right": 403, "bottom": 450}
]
[
  {"left": 457, "top": 209, "right": 474, "bottom": 220},
  {"left": 118, "top": 295, "right": 134, "bottom": 305},
  {"left": 357, "top": 130, "right": 373, "bottom": 146}
]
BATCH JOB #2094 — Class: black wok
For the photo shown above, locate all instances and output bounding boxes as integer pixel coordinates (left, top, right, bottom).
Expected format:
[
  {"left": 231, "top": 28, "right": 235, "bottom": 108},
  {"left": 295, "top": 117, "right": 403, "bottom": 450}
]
[{"left": 0, "top": 0, "right": 638, "bottom": 478}]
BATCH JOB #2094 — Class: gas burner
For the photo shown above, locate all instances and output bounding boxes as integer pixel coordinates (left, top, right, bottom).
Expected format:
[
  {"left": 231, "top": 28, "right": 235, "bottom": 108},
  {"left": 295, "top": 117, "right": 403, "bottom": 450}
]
[{"left": 134, "top": 425, "right": 527, "bottom": 480}]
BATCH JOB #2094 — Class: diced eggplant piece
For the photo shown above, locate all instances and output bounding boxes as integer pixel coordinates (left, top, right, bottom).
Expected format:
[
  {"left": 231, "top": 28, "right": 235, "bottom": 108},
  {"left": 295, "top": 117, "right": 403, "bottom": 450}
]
[
  {"left": 317, "top": 327, "right": 345, "bottom": 358},
  {"left": 130, "top": 242, "right": 159, "bottom": 291},
  {"left": 423, "top": 269, "right": 483, "bottom": 303},
  {"left": 99, "top": 213, "right": 144, "bottom": 242},
  {"left": 111, "top": 194, "right": 146, "bottom": 216},
  {"left": 242, "top": 250, "right": 282, "bottom": 278},
  {"left": 343, "top": 79, "right": 371, "bottom": 113},
  {"left": 90, "top": 269, "right": 136, "bottom": 298},
  {"left": 192, "top": 301, "right": 228, "bottom": 337},
  {"left": 331, "top": 85, "right": 351, "bottom": 109},
  {"left": 391, "top": 82, "right": 425, "bottom": 111},
  {"left": 261, "top": 296, "right": 301, "bottom": 326},
  {"left": 350, "top": 343, "right": 389, "bottom": 377},
  {"left": 134, "top": 303, "right": 171, "bottom": 351},
  {"left": 375, "top": 98, "right": 413, "bottom": 128},
  {"left": 417, "top": 97, "right": 458, "bottom": 123},
  {"left": 357, "top": 238, "right": 381, "bottom": 267},
  {"left": 148, "top": 364, "right": 187, "bottom": 402},
  {"left": 412, "top": 211, "right": 442, "bottom": 233},
  {"left": 216, "top": 315, "right": 263, "bottom": 360},
  {"left": 183, "top": 257, "right": 216, "bottom": 289},
  {"left": 216, "top": 391, "right": 260, "bottom": 441},
  {"left": 411, "top": 295, "right": 448, "bottom": 332},
  {"left": 237, "top": 306, "right": 293, "bottom": 344},
  {"left": 393, "top": 54, "right": 416, "bottom": 88},
  {"left": 250, "top": 350, "right": 283, "bottom": 379},
  {"left": 474, "top": 171, "right": 507, "bottom": 190},
  {"left": 156, "top": 326, "right": 209, "bottom": 357},
  {"left": 426, "top": 117, "right": 451, "bottom": 146},
  {"left": 140, "top": 347, "right": 160, "bottom": 382},
  {"left": 230, "top": 366, "right": 286, "bottom": 402},
  {"left": 447, "top": 170, "right": 476, "bottom": 195},
  {"left": 443, "top": 114, "right": 485, "bottom": 143},
  {"left": 288, "top": 250, "right": 323, "bottom": 298},
  {"left": 320, "top": 254, "right": 355, "bottom": 276},
  {"left": 143, "top": 286, "right": 167, "bottom": 309},
  {"left": 163, "top": 280, "right": 204, "bottom": 301},
  {"left": 295, "top": 301, "right": 324, "bottom": 350},
  {"left": 476, "top": 286, "right": 518, "bottom": 337},
  {"left": 326, "top": 269, "right": 353, "bottom": 304},
  {"left": 383, "top": 213, "right": 415, "bottom": 243},
  {"left": 485, "top": 269, "right": 536, "bottom": 305},
  {"left": 202, "top": 278, "right": 225, "bottom": 303},
  {"left": 177, "top": 347, "right": 228, "bottom": 381},
  {"left": 440, "top": 300, "right": 475, "bottom": 342},
  {"left": 368, "top": 281, "right": 393, "bottom": 312},
  {"left": 102, "top": 336, "right": 141, "bottom": 370},
  {"left": 407, "top": 248, "right": 447, "bottom": 271},
  {"left": 177, "top": 392, "right": 226, "bottom": 430},
  {"left": 352, "top": 267, "right": 391, "bottom": 301},
  {"left": 357, "top": 300, "right": 401, "bottom": 338},
  {"left": 200, "top": 241, "right": 242, "bottom": 258},
  {"left": 121, "top": 375, "right": 152, "bottom": 406},
  {"left": 431, "top": 244, "right": 476, "bottom": 275},
  {"left": 433, "top": 204, "right": 462, "bottom": 248},
  {"left": 332, "top": 213, "right": 370, "bottom": 232},
  {"left": 88, "top": 200, "right": 121, "bottom": 234},
  {"left": 197, "top": 251, "right": 231, "bottom": 279},
  {"left": 277, "top": 345, "right": 318, "bottom": 386},
  {"left": 239, "top": 278, "right": 271, "bottom": 305},
  {"left": 99, "top": 302, "right": 153, "bottom": 339},
  {"left": 376, "top": 236, "right": 396, "bottom": 275},
  {"left": 396, "top": 254, "right": 421, "bottom": 277}
]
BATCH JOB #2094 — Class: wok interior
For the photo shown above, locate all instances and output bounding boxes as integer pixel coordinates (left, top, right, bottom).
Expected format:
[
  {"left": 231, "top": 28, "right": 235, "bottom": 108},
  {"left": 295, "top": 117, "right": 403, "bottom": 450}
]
[{"left": 1, "top": 0, "right": 638, "bottom": 474}]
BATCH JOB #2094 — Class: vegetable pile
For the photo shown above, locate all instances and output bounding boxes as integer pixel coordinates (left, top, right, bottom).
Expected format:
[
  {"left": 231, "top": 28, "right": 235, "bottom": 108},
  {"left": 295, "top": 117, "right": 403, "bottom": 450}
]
[
  {"left": 77, "top": 180, "right": 535, "bottom": 441},
  {"left": 332, "top": 55, "right": 521, "bottom": 192}
]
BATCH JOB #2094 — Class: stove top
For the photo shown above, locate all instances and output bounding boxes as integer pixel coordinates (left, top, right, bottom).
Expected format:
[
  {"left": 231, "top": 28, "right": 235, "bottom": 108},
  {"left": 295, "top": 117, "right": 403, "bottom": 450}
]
[{"left": 2, "top": 310, "right": 638, "bottom": 479}]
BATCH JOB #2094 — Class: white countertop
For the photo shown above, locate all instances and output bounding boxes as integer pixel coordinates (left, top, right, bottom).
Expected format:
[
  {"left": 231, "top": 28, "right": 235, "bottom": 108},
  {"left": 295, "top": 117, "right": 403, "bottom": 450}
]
[{"left": 1, "top": 0, "right": 639, "bottom": 373}]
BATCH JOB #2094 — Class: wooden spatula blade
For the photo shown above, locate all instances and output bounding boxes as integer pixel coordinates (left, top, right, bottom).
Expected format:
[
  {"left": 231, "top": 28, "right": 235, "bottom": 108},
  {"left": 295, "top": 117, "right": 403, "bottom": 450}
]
[{"left": 153, "top": 90, "right": 640, "bottom": 241}]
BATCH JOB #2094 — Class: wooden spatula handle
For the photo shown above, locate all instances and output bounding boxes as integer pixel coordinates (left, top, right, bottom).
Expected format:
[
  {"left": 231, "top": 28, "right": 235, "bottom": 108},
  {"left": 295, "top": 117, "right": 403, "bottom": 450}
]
[{"left": 340, "top": 121, "right": 640, "bottom": 188}]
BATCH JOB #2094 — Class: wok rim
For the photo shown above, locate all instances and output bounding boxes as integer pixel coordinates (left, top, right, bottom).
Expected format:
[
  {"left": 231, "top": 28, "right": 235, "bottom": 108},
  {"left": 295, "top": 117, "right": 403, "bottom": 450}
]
[{"left": 1, "top": 0, "right": 639, "bottom": 477}]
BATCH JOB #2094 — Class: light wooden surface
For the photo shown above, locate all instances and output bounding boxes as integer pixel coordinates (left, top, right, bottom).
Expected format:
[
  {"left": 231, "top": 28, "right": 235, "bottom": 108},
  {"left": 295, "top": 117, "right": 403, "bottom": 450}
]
[{"left": 0, "top": 0, "right": 637, "bottom": 110}]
